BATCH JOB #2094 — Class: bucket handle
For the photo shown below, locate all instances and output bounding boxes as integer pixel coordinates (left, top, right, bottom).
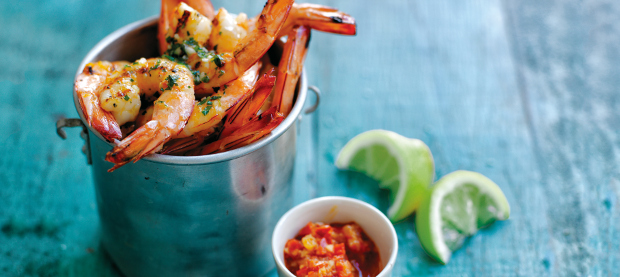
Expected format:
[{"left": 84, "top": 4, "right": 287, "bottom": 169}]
[
  {"left": 56, "top": 118, "right": 92, "bottom": 165},
  {"left": 305, "top": 86, "right": 321, "bottom": 114}
]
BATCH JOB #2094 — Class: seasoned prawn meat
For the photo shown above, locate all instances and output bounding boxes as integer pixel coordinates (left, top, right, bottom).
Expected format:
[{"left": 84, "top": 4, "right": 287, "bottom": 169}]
[{"left": 74, "top": 0, "right": 357, "bottom": 171}]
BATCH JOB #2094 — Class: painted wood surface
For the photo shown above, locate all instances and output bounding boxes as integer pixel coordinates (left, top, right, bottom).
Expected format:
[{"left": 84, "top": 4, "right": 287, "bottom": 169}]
[{"left": 1, "top": 0, "right": 619, "bottom": 276}]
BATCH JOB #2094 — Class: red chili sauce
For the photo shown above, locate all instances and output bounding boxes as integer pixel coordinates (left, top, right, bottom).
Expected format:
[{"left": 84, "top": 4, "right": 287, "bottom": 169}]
[{"left": 283, "top": 222, "right": 382, "bottom": 277}]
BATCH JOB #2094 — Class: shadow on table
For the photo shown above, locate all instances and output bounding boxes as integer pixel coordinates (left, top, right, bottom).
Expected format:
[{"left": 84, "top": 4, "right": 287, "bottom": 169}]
[
  {"left": 334, "top": 170, "right": 391, "bottom": 213},
  {"left": 21, "top": 243, "right": 124, "bottom": 277}
]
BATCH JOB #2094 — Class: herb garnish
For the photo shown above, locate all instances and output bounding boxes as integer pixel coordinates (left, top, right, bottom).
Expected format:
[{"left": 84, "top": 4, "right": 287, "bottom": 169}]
[
  {"left": 150, "top": 60, "right": 161, "bottom": 71},
  {"left": 212, "top": 54, "right": 224, "bottom": 67},
  {"left": 165, "top": 75, "right": 179, "bottom": 90}
]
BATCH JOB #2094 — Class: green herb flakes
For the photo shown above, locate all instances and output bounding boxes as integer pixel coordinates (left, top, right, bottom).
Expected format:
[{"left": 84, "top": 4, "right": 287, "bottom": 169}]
[{"left": 165, "top": 75, "right": 179, "bottom": 90}]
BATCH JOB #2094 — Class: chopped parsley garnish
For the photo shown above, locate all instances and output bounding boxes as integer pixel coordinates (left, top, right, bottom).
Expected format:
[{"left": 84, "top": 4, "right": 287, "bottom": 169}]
[
  {"left": 123, "top": 95, "right": 130, "bottom": 101},
  {"left": 201, "top": 106, "right": 211, "bottom": 115},
  {"left": 210, "top": 96, "right": 221, "bottom": 100},
  {"left": 163, "top": 54, "right": 176, "bottom": 61},
  {"left": 165, "top": 75, "right": 179, "bottom": 90},
  {"left": 198, "top": 98, "right": 208, "bottom": 105},
  {"left": 212, "top": 54, "right": 224, "bottom": 67},
  {"left": 157, "top": 101, "right": 169, "bottom": 107},
  {"left": 218, "top": 70, "right": 225, "bottom": 77},
  {"left": 150, "top": 60, "right": 161, "bottom": 71},
  {"left": 130, "top": 78, "right": 134, "bottom": 82},
  {"left": 192, "top": 70, "right": 202, "bottom": 85}
]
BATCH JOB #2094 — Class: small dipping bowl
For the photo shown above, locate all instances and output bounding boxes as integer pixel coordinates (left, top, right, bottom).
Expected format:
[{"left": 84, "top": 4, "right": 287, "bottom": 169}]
[{"left": 272, "top": 196, "right": 398, "bottom": 277}]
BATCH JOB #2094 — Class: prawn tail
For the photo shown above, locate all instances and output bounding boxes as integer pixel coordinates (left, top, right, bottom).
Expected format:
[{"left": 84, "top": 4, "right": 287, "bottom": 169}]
[
  {"left": 161, "top": 133, "right": 208, "bottom": 155},
  {"left": 105, "top": 121, "right": 169, "bottom": 171},
  {"left": 297, "top": 3, "right": 356, "bottom": 35},
  {"left": 221, "top": 69, "right": 276, "bottom": 137},
  {"left": 278, "top": 3, "right": 356, "bottom": 37},
  {"left": 198, "top": 106, "right": 284, "bottom": 155},
  {"left": 133, "top": 128, "right": 171, "bottom": 161},
  {"left": 272, "top": 26, "right": 310, "bottom": 116},
  {"left": 233, "top": 0, "right": 294, "bottom": 71}
]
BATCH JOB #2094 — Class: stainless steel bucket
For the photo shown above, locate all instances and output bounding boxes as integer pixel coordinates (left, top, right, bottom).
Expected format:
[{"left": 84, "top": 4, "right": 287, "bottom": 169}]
[{"left": 58, "top": 16, "right": 318, "bottom": 277}]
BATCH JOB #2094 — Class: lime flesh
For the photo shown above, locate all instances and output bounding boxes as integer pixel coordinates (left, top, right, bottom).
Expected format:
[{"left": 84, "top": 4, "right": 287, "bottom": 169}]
[
  {"left": 415, "top": 170, "right": 510, "bottom": 264},
  {"left": 335, "top": 130, "right": 434, "bottom": 222}
]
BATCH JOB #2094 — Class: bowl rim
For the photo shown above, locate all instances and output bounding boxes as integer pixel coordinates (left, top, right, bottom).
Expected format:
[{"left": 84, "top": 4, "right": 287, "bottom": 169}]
[
  {"left": 271, "top": 196, "right": 398, "bottom": 277},
  {"left": 73, "top": 15, "right": 308, "bottom": 165}
]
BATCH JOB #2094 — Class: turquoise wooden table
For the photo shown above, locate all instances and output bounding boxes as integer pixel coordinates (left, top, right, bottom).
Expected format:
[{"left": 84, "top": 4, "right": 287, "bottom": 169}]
[{"left": 2, "top": 0, "right": 620, "bottom": 276}]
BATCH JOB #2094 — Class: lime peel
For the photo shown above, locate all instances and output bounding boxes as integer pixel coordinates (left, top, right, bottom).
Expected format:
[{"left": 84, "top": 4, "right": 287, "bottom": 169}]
[
  {"left": 335, "top": 130, "right": 434, "bottom": 222},
  {"left": 416, "top": 170, "right": 510, "bottom": 264}
]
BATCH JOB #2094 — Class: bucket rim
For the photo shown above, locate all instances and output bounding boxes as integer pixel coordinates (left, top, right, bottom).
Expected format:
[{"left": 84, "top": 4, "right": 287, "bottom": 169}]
[{"left": 73, "top": 15, "right": 308, "bottom": 165}]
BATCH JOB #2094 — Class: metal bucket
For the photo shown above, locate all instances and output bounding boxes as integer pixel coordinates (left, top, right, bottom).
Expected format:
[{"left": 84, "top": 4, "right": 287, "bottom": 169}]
[{"left": 57, "top": 16, "right": 319, "bottom": 277}]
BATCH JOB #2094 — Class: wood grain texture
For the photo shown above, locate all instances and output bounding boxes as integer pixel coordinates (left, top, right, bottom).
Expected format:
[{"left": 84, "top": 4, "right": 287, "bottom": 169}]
[{"left": 0, "top": 0, "right": 618, "bottom": 276}]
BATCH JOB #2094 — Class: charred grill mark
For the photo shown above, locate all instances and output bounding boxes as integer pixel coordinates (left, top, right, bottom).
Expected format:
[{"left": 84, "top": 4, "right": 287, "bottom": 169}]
[
  {"left": 258, "top": 14, "right": 267, "bottom": 30},
  {"left": 176, "top": 11, "right": 191, "bottom": 34},
  {"left": 330, "top": 16, "right": 343, "bottom": 23},
  {"left": 195, "top": 61, "right": 201, "bottom": 68},
  {"left": 87, "top": 66, "right": 93, "bottom": 75},
  {"left": 213, "top": 87, "right": 220, "bottom": 93}
]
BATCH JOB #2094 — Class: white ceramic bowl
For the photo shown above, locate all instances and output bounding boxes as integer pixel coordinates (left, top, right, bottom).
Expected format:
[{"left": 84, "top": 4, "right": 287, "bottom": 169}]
[{"left": 272, "top": 196, "right": 398, "bottom": 277}]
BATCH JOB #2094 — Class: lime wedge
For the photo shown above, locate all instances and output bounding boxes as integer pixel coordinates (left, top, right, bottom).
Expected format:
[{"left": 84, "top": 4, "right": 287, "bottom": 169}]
[
  {"left": 335, "top": 130, "right": 434, "bottom": 222},
  {"left": 415, "top": 170, "right": 510, "bottom": 264}
]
